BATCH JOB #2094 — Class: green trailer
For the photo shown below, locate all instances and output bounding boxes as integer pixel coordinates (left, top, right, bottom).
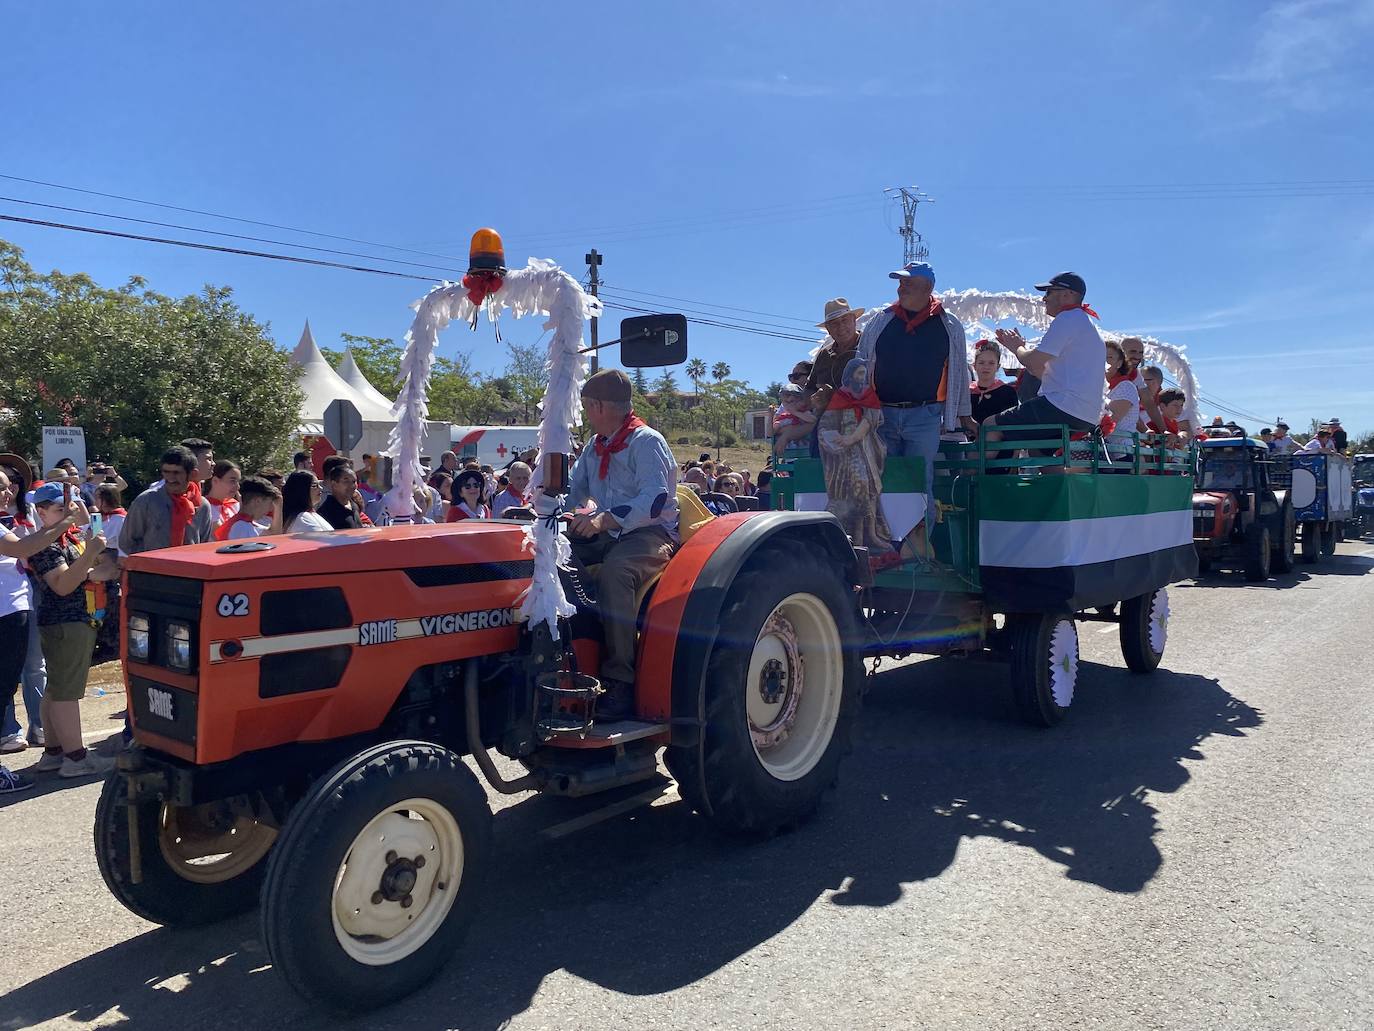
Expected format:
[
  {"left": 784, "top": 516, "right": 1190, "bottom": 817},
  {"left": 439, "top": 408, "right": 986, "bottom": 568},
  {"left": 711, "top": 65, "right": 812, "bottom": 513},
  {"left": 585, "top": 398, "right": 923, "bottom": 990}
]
[{"left": 771, "top": 427, "right": 1197, "bottom": 725}]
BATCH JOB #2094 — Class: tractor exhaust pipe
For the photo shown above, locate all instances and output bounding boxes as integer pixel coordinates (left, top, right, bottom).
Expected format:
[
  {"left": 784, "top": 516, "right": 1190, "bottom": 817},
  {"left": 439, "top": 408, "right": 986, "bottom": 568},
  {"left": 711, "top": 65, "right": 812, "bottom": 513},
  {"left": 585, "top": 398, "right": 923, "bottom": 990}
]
[{"left": 464, "top": 661, "right": 541, "bottom": 795}]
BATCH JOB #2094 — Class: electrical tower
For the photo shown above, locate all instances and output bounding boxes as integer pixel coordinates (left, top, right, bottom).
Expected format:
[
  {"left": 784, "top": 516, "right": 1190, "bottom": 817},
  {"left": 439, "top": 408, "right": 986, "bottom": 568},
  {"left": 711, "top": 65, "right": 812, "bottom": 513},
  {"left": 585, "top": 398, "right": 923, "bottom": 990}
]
[{"left": 884, "top": 186, "right": 934, "bottom": 264}]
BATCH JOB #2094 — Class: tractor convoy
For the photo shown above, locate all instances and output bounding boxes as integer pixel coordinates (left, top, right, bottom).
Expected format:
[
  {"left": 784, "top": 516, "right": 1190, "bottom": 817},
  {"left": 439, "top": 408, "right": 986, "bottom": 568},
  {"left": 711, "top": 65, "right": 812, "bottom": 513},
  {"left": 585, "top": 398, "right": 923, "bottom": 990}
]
[{"left": 92, "top": 315, "right": 1358, "bottom": 1013}]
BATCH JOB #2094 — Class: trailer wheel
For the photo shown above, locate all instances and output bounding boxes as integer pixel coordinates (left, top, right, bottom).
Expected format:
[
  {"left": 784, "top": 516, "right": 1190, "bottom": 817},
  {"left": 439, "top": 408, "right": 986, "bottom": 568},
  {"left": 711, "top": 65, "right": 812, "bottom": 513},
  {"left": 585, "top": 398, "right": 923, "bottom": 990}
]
[
  {"left": 1271, "top": 501, "right": 1296, "bottom": 574},
  {"left": 260, "top": 741, "right": 491, "bottom": 1011},
  {"left": 1119, "top": 588, "right": 1168, "bottom": 674},
  {"left": 1320, "top": 522, "right": 1338, "bottom": 555},
  {"left": 666, "top": 546, "right": 861, "bottom": 836},
  {"left": 1300, "top": 522, "right": 1320, "bottom": 563},
  {"left": 1008, "top": 613, "right": 1078, "bottom": 727},
  {"left": 1243, "top": 525, "right": 1271, "bottom": 582},
  {"left": 94, "top": 775, "right": 276, "bottom": 926}
]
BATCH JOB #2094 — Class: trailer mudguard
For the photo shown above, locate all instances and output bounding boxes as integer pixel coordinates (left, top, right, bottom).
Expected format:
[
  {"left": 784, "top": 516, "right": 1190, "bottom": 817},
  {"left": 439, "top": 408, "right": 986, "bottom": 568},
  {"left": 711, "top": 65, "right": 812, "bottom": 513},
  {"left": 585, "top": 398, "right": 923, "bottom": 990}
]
[{"left": 635, "top": 511, "right": 859, "bottom": 745}]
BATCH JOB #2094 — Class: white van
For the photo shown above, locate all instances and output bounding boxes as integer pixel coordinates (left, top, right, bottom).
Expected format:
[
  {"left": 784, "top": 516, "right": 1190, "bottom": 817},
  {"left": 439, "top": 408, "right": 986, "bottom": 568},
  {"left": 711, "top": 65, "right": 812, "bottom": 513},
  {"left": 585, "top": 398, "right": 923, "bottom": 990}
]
[{"left": 448, "top": 426, "right": 541, "bottom": 468}]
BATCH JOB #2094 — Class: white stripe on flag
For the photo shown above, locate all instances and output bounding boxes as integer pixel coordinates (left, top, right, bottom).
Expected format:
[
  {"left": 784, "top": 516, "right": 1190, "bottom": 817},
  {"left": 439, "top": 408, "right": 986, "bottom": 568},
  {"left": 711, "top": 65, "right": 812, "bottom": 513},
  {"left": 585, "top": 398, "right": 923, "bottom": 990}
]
[
  {"left": 794, "top": 492, "right": 926, "bottom": 541},
  {"left": 979, "top": 509, "right": 1193, "bottom": 568}
]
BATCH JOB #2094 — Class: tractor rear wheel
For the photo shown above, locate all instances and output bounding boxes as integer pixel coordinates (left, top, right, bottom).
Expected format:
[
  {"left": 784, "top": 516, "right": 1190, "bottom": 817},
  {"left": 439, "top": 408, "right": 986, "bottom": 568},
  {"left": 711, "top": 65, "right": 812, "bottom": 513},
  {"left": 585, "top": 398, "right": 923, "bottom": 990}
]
[
  {"left": 1008, "top": 613, "right": 1078, "bottom": 727},
  {"left": 94, "top": 775, "right": 277, "bottom": 927},
  {"left": 1300, "top": 522, "right": 1320, "bottom": 563},
  {"left": 260, "top": 741, "right": 491, "bottom": 1011},
  {"left": 1243, "top": 524, "right": 1271, "bottom": 582},
  {"left": 1119, "top": 589, "right": 1169, "bottom": 674},
  {"left": 665, "top": 545, "right": 862, "bottom": 836},
  {"left": 1271, "top": 501, "right": 1296, "bottom": 574}
]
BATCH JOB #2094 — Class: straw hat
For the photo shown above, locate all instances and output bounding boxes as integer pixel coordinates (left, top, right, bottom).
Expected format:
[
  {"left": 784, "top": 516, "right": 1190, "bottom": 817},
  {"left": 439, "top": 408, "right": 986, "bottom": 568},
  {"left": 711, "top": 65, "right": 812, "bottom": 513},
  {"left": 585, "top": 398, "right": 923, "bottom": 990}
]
[{"left": 816, "top": 297, "right": 865, "bottom": 328}]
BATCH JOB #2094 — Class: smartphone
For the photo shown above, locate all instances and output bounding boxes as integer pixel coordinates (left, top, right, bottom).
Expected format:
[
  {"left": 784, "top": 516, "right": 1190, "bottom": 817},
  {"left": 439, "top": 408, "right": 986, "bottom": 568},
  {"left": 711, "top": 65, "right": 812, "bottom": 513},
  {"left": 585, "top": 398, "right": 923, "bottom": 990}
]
[{"left": 88, "top": 511, "right": 103, "bottom": 540}]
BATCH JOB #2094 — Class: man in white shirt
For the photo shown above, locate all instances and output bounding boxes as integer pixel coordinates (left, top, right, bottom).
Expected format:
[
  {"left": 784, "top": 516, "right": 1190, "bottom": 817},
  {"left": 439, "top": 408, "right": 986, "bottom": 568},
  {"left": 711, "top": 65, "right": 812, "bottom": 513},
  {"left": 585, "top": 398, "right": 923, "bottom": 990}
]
[
  {"left": 1270, "top": 422, "right": 1301, "bottom": 454},
  {"left": 491, "top": 461, "right": 532, "bottom": 516},
  {"left": 1301, "top": 428, "right": 1336, "bottom": 453},
  {"left": 986, "top": 272, "right": 1105, "bottom": 441}
]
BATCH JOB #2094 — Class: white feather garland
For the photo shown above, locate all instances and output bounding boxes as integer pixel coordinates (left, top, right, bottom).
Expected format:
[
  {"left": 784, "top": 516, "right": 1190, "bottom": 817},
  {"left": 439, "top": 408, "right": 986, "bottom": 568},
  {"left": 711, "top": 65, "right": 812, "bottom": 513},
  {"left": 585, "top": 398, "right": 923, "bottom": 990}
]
[{"left": 385, "top": 258, "right": 600, "bottom": 637}]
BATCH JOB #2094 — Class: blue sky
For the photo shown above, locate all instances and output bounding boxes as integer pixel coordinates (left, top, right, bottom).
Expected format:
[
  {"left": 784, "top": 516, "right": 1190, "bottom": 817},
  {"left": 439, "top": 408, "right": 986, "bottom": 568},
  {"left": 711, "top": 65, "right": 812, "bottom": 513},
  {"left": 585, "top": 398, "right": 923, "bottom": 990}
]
[{"left": 4, "top": 0, "right": 1373, "bottom": 434}]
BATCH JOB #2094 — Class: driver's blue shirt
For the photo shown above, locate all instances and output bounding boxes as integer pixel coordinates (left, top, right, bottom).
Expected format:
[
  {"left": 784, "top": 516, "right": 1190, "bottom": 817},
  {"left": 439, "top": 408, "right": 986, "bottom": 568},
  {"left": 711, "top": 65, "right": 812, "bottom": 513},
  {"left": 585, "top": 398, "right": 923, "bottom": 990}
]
[{"left": 567, "top": 423, "right": 679, "bottom": 541}]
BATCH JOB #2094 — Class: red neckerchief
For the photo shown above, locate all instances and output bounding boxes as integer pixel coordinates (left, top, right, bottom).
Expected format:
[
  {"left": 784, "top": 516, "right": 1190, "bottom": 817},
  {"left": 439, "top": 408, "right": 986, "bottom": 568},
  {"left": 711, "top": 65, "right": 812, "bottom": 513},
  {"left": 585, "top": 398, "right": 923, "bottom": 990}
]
[
  {"left": 207, "top": 494, "right": 238, "bottom": 521},
  {"left": 888, "top": 298, "right": 944, "bottom": 334},
  {"left": 60, "top": 525, "right": 84, "bottom": 549},
  {"left": 168, "top": 480, "right": 201, "bottom": 547},
  {"left": 970, "top": 379, "right": 1009, "bottom": 396},
  {"left": 106, "top": 507, "right": 126, "bottom": 517},
  {"left": 826, "top": 382, "right": 883, "bottom": 420},
  {"left": 1107, "top": 369, "right": 1137, "bottom": 389},
  {"left": 1148, "top": 416, "right": 1179, "bottom": 434},
  {"left": 1059, "top": 302, "right": 1100, "bottom": 319},
  {"left": 594, "top": 411, "right": 647, "bottom": 479},
  {"left": 213, "top": 508, "right": 261, "bottom": 542}
]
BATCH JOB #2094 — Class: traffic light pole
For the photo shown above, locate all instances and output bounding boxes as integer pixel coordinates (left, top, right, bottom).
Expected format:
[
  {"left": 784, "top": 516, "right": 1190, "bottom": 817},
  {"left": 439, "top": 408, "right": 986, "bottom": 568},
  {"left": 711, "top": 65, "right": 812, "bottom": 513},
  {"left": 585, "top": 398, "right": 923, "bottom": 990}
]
[{"left": 585, "top": 248, "right": 602, "bottom": 373}]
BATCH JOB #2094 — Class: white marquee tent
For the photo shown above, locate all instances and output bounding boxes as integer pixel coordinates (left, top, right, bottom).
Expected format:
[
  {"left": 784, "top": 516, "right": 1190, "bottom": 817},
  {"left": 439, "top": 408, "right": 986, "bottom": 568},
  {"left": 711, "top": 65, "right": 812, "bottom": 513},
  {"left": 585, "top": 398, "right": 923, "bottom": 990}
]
[{"left": 290, "top": 322, "right": 448, "bottom": 463}]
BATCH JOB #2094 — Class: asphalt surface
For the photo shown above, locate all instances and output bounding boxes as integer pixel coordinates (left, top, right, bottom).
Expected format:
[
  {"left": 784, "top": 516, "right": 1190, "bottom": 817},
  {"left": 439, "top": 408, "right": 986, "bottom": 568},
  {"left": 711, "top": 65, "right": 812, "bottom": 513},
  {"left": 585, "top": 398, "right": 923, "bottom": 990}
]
[{"left": 2, "top": 540, "right": 1372, "bottom": 1030}]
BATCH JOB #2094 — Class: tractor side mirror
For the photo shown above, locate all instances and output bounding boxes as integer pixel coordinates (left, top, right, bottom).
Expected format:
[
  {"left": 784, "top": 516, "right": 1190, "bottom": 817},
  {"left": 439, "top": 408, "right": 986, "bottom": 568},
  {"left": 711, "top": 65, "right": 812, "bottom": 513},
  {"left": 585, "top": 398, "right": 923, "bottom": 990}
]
[{"left": 619, "top": 314, "right": 687, "bottom": 368}]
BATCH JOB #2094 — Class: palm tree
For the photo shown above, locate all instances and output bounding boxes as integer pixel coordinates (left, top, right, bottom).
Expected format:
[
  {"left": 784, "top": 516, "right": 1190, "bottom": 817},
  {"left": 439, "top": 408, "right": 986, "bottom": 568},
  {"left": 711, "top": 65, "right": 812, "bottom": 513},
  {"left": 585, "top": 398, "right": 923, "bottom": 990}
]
[
  {"left": 711, "top": 361, "right": 731, "bottom": 384},
  {"left": 685, "top": 357, "right": 707, "bottom": 397}
]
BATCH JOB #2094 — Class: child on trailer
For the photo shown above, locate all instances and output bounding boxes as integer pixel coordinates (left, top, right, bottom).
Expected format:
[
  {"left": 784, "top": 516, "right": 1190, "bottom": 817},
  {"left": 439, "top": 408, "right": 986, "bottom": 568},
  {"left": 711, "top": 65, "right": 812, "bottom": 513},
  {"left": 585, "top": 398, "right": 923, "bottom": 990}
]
[
  {"left": 213, "top": 476, "right": 283, "bottom": 540},
  {"left": 772, "top": 384, "right": 817, "bottom": 459}
]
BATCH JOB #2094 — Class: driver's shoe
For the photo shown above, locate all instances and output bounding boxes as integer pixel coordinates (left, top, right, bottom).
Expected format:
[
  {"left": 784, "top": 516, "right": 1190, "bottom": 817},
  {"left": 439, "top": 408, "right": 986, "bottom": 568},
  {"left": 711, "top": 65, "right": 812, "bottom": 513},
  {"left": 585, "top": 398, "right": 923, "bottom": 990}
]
[{"left": 595, "top": 678, "right": 636, "bottom": 722}]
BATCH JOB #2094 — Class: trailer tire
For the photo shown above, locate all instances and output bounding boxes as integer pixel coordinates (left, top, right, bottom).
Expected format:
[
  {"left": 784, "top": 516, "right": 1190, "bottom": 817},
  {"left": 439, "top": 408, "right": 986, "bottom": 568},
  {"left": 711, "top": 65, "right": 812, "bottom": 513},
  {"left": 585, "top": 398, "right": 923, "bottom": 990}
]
[
  {"left": 1243, "top": 525, "right": 1271, "bottom": 582},
  {"left": 1119, "top": 588, "right": 1168, "bottom": 674},
  {"left": 1008, "top": 613, "right": 1077, "bottom": 727},
  {"left": 1271, "top": 501, "right": 1296, "bottom": 574},
  {"left": 1321, "top": 522, "right": 1338, "bottom": 555},
  {"left": 665, "top": 546, "right": 862, "bottom": 837},
  {"left": 1300, "top": 522, "right": 1320, "bottom": 563},
  {"left": 260, "top": 741, "right": 491, "bottom": 1011},
  {"left": 94, "top": 775, "right": 275, "bottom": 927}
]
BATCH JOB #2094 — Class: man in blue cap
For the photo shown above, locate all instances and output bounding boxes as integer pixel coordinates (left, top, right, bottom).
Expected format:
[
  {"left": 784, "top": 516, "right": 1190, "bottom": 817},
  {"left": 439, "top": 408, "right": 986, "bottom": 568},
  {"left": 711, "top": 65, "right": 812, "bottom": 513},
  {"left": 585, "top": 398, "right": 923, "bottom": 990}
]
[{"left": 856, "top": 261, "right": 975, "bottom": 557}]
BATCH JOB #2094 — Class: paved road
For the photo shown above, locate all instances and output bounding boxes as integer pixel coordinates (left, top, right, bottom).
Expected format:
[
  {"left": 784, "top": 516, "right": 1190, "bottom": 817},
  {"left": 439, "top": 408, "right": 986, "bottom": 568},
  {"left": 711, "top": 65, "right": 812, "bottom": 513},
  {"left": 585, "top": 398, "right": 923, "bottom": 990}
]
[{"left": 3, "top": 542, "right": 1372, "bottom": 1030}]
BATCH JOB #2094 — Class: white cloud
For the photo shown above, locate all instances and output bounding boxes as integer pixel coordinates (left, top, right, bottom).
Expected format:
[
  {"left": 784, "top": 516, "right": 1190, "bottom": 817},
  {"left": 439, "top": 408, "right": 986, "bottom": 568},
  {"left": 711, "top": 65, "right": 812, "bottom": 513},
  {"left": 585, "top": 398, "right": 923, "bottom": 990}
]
[{"left": 1218, "top": 0, "right": 1374, "bottom": 113}]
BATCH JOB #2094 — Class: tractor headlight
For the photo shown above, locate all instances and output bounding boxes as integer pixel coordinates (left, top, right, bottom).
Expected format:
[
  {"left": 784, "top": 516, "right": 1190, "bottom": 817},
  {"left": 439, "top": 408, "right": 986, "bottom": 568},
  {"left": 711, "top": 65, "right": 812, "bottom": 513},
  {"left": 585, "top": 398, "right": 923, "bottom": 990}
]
[
  {"left": 165, "top": 621, "right": 193, "bottom": 671},
  {"left": 128, "top": 614, "right": 150, "bottom": 661}
]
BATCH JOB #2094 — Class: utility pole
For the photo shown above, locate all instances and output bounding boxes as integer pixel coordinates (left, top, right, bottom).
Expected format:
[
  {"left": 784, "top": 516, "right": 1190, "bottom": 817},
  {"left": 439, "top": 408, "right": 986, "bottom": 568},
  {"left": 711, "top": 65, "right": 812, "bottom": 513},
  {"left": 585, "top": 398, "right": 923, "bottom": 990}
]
[
  {"left": 884, "top": 186, "right": 934, "bottom": 264},
  {"left": 585, "top": 248, "right": 603, "bottom": 372}
]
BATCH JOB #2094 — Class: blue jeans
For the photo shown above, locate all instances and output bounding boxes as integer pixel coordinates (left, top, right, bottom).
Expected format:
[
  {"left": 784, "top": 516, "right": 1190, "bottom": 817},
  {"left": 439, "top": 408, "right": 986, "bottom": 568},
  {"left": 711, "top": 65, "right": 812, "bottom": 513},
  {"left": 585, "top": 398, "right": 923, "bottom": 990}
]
[
  {"left": 879, "top": 402, "right": 943, "bottom": 495},
  {"left": 2, "top": 606, "right": 45, "bottom": 738}
]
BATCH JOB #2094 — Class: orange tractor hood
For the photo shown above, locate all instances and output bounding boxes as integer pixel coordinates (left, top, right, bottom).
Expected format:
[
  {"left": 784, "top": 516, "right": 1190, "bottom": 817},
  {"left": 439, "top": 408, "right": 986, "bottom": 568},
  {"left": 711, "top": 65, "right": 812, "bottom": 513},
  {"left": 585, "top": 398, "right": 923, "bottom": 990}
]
[{"left": 124, "top": 521, "right": 531, "bottom": 582}]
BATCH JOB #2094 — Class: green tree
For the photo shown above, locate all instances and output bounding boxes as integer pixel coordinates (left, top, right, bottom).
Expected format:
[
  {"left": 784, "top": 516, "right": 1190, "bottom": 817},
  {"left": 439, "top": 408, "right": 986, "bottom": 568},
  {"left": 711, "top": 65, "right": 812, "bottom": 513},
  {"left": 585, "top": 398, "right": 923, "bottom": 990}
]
[
  {"left": 322, "top": 334, "right": 403, "bottom": 393},
  {"left": 685, "top": 357, "right": 707, "bottom": 397},
  {"left": 631, "top": 366, "right": 649, "bottom": 396},
  {"left": 711, "top": 360, "right": 731, "bottom": 384},
  {"left": 0, "top": 239, "right": 302, "bottom": 488},
  {"left": 763, "top": 380, "right": 785, "bottom": 400},
  {"left": 325, "top": 336, "right": 503, "bottom": 424},
  {"left": 503, "top": 340, "right": 546, "bottom": 422}
]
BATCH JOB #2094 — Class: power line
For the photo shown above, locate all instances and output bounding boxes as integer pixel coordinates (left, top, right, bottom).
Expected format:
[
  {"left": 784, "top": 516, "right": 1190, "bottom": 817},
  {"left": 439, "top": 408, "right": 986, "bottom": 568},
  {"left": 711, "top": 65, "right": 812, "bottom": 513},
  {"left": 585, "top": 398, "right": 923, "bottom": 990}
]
[
  {"left": 601, "top": 283, "right": 818, "bottom": 326},
  {"left": 0, "top": 214, "right": 438, "bottom": 282},
  {"left": 0, "top": 195, "right": 466, "bottom": 277},
  {"left": 0, "top": 172, "right": 473, "bottom": 264}
]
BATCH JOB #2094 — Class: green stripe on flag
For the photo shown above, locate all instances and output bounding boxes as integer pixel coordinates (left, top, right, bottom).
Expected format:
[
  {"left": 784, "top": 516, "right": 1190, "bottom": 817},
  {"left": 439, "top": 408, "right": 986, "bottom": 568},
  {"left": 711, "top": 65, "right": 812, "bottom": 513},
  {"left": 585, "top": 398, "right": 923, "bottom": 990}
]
[
  {"left": 776, "top": 457, "right": 926, "bottom": 495},
  {"left": 976, "top": 473, "right": 1193, "bottom": 522}
]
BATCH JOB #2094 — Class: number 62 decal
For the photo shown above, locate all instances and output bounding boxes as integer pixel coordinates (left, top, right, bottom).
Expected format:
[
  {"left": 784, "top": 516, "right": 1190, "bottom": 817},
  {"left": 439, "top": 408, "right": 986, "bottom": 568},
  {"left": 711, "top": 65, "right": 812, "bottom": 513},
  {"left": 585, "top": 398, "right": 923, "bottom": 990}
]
[{"left": 217, "top": 593, "right": 250, "bottom": 617}]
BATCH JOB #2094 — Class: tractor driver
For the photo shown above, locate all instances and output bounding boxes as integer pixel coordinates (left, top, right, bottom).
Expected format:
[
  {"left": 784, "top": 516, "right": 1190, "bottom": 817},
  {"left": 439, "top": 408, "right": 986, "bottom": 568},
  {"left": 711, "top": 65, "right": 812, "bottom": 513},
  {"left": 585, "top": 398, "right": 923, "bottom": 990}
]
[{"left": 564, "top": 369, "right": 679, "bottom": 720}]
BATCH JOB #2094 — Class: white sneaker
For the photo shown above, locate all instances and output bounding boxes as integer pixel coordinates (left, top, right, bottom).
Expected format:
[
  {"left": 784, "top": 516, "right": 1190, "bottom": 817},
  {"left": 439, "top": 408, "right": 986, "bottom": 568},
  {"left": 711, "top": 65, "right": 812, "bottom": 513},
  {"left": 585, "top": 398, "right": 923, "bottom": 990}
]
[
  {"left": 59, "top": 752, "right": 115, "bottom": 779},
  {"left": 0, "top": 734, "right": 25, "bottom": 754},
  {"left": 33, "top": 751, "right": 64, "bottom": 773},
  {"left": 27, "top": 728, "right": 45, "bottom": 747}
]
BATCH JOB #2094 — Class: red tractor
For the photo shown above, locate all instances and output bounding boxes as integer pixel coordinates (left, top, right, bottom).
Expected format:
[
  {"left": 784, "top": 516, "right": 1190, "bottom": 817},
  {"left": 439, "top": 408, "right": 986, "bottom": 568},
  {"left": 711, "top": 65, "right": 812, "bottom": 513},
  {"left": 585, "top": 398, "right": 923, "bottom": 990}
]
[{"left": 96, "top": 508, "right": 864, "bottom": 1009}]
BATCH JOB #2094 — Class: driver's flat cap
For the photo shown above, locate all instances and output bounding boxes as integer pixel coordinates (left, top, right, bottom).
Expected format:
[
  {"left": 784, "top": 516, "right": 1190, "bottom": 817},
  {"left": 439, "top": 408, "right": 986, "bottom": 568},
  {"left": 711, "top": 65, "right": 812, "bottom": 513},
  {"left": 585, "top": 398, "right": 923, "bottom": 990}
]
[{"left": 582, "top": 368, "right": 632, "bottom": 403}]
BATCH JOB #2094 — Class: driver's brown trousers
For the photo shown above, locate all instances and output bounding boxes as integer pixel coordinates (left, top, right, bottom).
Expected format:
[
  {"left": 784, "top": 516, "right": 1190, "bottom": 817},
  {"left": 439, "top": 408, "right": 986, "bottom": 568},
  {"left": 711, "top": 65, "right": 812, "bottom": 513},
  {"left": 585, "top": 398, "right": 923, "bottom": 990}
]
[{"left": 574, "top": 526, "right": 676, "bottom": 685}]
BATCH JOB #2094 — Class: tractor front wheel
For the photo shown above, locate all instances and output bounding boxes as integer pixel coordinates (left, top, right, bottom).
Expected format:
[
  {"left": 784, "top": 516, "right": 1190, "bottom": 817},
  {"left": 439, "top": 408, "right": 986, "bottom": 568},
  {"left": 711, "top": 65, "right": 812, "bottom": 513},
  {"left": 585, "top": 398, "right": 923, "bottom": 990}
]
[
  {"left": 1120, "top": 589, "right": 1169, "bottom": 674},
  {"left": 666, "top": 545, "right": 862, "bottom": 836},
  {"left": 94, "top": 775, "right": 277, "bottom": 927},
  {"left": 1008, "top": 613, "right": 1078, "bottom": 727},
  {"left": 260, "top": 741, "right": 491, "bottom": 1011},
  {"left": 1243, "top": 524, "right": 1272, "bottom": 582},
  {"left": 1271, "top": 502, "right": 1296, "bottom": 574}
]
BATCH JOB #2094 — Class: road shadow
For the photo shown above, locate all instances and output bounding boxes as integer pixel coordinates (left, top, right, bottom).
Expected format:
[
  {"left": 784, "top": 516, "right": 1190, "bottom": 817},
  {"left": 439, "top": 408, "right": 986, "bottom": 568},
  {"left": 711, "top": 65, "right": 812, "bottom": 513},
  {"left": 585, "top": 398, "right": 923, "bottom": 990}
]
[
  {"left": 2, "top": 657, "right": 1260, "bottom": 1031},
  {"left": 0, "top": 731, "right": 127, "bottom": 810}
]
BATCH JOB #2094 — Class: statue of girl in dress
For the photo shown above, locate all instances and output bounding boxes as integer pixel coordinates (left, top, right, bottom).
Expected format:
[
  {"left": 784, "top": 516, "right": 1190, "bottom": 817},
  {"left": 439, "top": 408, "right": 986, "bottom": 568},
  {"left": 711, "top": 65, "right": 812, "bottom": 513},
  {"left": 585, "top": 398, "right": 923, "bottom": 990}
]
[{"left": 818, "top": 357, "right": 894, "bottom": 555}]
